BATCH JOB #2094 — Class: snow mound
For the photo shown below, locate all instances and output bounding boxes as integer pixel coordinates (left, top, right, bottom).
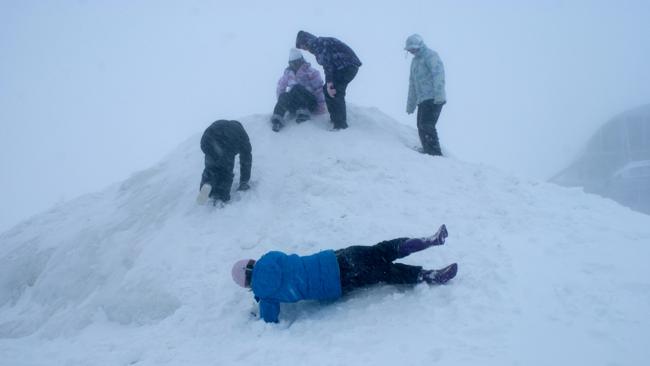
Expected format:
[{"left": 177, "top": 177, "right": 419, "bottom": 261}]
[{"left": 1, "top": 106, "right": 650, "bottom": 365}]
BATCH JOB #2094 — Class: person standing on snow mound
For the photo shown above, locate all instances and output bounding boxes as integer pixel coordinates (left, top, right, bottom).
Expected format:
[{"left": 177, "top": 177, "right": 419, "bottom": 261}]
[
  {"left": 232, "top": 224, "right": 457, "bottom": 323},
  {"left": 271, "top": 48, "right": 327, "bottom": 132},
  {"left": 295, "top": 30, "right": 362, "bottom": 130},
  {"left": 197, "top": 120, "right": 252, "bottom": 205},
  {"left": 405, "top": 34, "right": 446, "bottom": 156}
]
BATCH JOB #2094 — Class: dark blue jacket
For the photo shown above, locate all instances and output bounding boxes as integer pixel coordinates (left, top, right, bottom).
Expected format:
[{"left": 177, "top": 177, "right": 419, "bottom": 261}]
[
  {"left": 296, "top": 31, "right": 362, "bottom": 83},
  {"left": 251, "top": 250, "right": 342, "bottom": 323}
]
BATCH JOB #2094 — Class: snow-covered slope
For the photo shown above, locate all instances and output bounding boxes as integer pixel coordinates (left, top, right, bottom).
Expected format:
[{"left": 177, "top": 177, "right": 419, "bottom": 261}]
[{"left": 1, "top": 106, "right": 649, "bottom": 365}]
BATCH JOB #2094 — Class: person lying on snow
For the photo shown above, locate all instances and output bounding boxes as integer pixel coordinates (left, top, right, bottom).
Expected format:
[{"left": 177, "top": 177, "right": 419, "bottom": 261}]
[{"left": 232, "top": 224, "right": 457, "bottom": 323}]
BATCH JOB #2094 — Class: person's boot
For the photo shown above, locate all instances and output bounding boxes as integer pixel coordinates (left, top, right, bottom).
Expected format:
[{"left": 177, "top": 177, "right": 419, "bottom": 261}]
[
  {"left": 420, "top": 263, "right": 458, "bottom": 285},
  {"left": 196, "top": 183, "right": 212, "bottom": 205},
  {"left": 430, "top": 140, "right": 443, "bottom": 156},
  {"left": 425, "top": 131, "right": 443, "bottom": 156},
  {"left": 332, "top": 121, "right": 348, "bottom": 130},
  {"left": 271, "top": 114, "right": 284, "bottom": 132},
  {"left": 398, "top": 224, "right": 448, "bottom": 257},
  {"left": 295, "top": 109, "right": 311, "bottom": 123}
]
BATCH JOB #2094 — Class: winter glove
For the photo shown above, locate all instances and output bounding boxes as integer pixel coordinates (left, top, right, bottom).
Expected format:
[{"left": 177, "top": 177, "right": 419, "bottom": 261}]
[
  {"left": 406, "top": 106, "right": 415, "bottom": 114},
  {"left": 326, "top": 82, "right": 336, "bottom": 98},
  {"left": 238, "top": 182, "right": 251, "bottom": 191}
]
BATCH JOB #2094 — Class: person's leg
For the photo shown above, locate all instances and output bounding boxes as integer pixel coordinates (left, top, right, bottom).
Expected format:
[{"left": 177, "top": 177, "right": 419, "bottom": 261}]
[
  {"left": 329, "top": 66, "right": 358, "bottom": 129},
  {"left": 286, "top": 85, "right": 316, "bottom": 111},
  {"left": 288, "top": 85, "right": 317, "bottom": 122},
  {"left": 335, "top": 238, "right": 409, "bottom": 293},
  {"left": 200, "top": 153, "right": 218, "bottom": 190},
  {"left": 416, "top": 102, "right": 427, "bottom": 152},
  {"left": 209, "top": 156, "right": 235, "bottom": 202},
  {"left": 323, "top": 83, "right": 336, "bottom": 125},
  {"left": 197, "top": 155, "right": 216, "bottom": 204},
  {"left": 271, "top": 93, "right": 291, "bottom": 131},
  {"left": 372, "top": 237, "right": 457, "bottom": 285},
  {"left": 385, "top": 263, "right": 423, "bottom": 284},
  {"left": 397, "top": 224, "right": 448, "bottom": 258},
  {"left": 273, "top": 92, "right": 291, "bottom": 117},
  {"left": 417, "top": 100, "right": 443, "bottom": 156},
  {"left": 428, "top": 103, "right": 443, "bottom": 155},
  {"left": 336, "top": 244, "right": 457, "bottom": 292}
]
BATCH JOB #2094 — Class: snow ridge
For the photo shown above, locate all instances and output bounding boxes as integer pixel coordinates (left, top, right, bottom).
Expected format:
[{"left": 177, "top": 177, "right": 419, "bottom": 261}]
[{"left": 1, "top": 106, "right": 649, "bottom": 365}]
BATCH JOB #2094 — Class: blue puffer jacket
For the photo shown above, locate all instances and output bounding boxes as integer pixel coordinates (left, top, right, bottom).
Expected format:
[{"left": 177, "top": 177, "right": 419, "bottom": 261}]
[
  {"left": 251, "top": 250, "right": 342, "bottom": 323},
  {"left": 406, "top": 39, "right": 446, "bottom": 114},
  {"left": 296, "top": 31, "right": 362, "bottom": 83}
]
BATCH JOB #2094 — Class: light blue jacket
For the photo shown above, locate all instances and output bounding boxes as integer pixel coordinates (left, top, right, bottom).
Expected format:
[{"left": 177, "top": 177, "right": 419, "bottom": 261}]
[{"left": 407, "top": 45, "right": 446, "bottom": 113}]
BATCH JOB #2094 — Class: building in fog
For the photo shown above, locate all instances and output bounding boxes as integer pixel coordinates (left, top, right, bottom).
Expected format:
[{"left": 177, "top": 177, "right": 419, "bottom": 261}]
[{"left": 551, "top": 104, "right": 650, "bottom": 214}]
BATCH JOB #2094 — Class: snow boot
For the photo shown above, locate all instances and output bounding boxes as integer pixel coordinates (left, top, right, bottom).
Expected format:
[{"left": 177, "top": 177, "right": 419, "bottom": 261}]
[
  {"left": 196, "top": 183, "right": 212, "bottom": 205},
  {"left": 423, "top": 224, "right": 448, "bottom": 246},
  {"left": 398, "top": 224, "right": 448, "bottom": 257},
  {"left": 420, "top": 263, "right": 457, "bottom": 285},
  {"left": 271, "top": 114, "right": 284, "bottom": 132},
  {"left": 332, "top": 121, "right": 348, "bottom": 130},
  {"left": 295, "top": 109, "right": 311, "bottom": 123}
]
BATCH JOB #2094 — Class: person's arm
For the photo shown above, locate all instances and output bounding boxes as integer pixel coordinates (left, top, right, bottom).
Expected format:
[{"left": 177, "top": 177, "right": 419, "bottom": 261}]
[
  {"left": 259, "top": 299, "right": 280, "bottom": 323},
  {"left": 322, "top": 62, "right": 334, "bottom": 84},
  {"left": 406, "top": 67, "right": 416, "bottom": 114},
  {"left": 313, "top": 39, "right": 334, "bottom": 83},
  {"left": 308, "top": 67, "right": 324, "bottom": 94},
  {"left": 429, "top": 54, "right": 445, "bottom": 103},
  {"left": 276, "top": 70, "right": 290, "bottom": 98},
  {"left": 238, "top": 132, "right": 252, "bottom": 187}
]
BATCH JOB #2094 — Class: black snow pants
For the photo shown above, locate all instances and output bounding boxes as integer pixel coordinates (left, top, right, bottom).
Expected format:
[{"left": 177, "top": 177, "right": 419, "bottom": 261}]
[
  {"left": 324, "top": 65, "right": 359, "bottom": 129},
  {"left": 273, "top": 84, "right": 317, "bottom": 117},
  {"left": 417, "top": 99, "right": 444, "bottom": 156},
  {"left": 200, "top": 153, "right": 236, "bottom": 202},
  {"left": 335, "top": 238, "right": 422, "bottom": 294}
]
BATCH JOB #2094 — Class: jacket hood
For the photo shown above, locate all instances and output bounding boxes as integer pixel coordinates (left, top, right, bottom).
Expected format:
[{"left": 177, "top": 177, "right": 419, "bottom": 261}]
[
  {"left": 296, "top": 30, "right": 317, "bottom": 49},
  {"left": 404, "top": 34, "right": 425, "bottom": 50}
]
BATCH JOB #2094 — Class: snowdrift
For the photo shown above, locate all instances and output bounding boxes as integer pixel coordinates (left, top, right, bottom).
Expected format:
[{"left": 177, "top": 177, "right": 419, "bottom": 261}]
[{"left": 1, "top": 106, "right": 649, "bottom": 365}]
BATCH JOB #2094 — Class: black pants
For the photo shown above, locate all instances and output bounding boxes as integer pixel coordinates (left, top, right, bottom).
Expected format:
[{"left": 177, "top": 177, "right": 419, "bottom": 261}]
[
  {"left": 324, "top": 65, "right": 359, "bottom": 129},
  {"left": 335, "top": 238, "right": 422, "bottom": 293},
  {"left": 200, "top": 153, "right": 235, "bottom": 202},
  {"left": 417, "top": 100, "right": 444, "bottom": 155},
  {"left": 273, "top": 84, "right": 317, "bottom": 117}
]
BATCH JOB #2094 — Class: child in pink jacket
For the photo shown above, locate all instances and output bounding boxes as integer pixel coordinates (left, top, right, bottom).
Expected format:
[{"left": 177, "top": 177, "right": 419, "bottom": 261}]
[{"left": 271, "top": 48, "right": 326, "bottom": 132}]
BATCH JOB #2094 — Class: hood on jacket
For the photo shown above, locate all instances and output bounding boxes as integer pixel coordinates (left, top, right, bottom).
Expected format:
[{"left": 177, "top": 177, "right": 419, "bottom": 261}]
[
  {"left": 296, "top": 30, "right": 317, "bottom": 50},
  {"left": 404, "top": 34, "right": 425, "bottom": 51}
]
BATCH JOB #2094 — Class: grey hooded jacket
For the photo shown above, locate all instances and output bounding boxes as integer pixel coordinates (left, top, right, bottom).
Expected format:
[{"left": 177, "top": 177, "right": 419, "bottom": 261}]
[{"left": 406, "top": 35, "right": 446, "bottom": 113}]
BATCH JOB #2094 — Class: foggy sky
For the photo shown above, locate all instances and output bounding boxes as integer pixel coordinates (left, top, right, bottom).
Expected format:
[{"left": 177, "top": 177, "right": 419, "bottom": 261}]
[{"left": 2, "top": 0, "right": 650, "bottom": 231}]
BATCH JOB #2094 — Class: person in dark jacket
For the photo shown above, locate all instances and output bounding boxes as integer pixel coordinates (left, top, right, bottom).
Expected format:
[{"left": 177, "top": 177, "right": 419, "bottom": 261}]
[
  {"left": 197, "top": 120, "right": 252, "bottom": 205},
  {"left": 295, "top": 30, "right": 362, "bottom": 130},
  {"left": 232, "top": 224, "right": 457, "bottom": 323}
]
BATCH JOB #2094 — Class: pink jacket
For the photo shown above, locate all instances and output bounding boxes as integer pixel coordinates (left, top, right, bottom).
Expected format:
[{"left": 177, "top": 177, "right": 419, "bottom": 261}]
[{"left": 276, "top": 62, "right": 326, "bottom": 114}]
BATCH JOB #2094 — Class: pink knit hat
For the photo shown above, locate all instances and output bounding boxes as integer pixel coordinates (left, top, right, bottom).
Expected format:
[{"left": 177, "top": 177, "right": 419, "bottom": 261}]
[{"left": 232, "top": 259, "right": 255, "bottom": 288}]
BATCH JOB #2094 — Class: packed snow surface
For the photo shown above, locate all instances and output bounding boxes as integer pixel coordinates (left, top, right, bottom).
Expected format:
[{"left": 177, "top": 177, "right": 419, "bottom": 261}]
[{"left": 1, "top": 107, "right": 649, "bottom": 365}]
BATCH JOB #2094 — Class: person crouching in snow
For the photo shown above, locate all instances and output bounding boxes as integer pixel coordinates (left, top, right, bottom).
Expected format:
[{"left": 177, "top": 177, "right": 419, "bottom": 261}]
[
  {"left": 405, "top": 34, "right": 446, "bottom": 156},
  {"left": 271, "top": 48, "right": 327, "bottom": 132},
  {"left": 197, "top": 120, "right": 252, "bottom": 205},
  {"left": 295, "top": 30, "right": 361, "bottom": 130},
  {"left": 232, "top": 224, "right": 457, "bottom": 323}
]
